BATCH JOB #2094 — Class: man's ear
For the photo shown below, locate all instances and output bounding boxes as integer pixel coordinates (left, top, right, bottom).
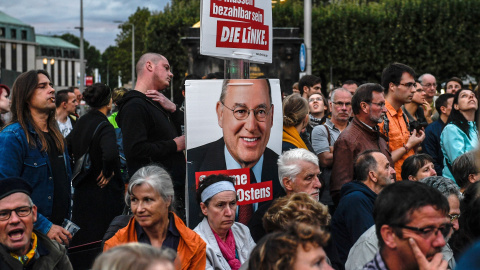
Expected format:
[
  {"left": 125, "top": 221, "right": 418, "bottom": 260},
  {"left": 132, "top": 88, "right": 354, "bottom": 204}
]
[
  {"left": 269, "top": 104, "right": 274, "bottom": 126},
  {"left": 32, "top": 205, "right": 37, "bottom": 223},
  {"left": 388, "top": 82, "right": 396, "bottom": 94},
  {"left": 439, "top": 105, "right": 447, "bottom": 115},
  {"left": 454, "top": 103, "right": 459, "bottom": 110},
  {"left": 329, "top": 101, "right": 334, "bottom": 112},
  {"left": 283, "top": 177, "right": 294, "bottom": 192},
  {"left": 468, "top": 173, "right": 477, "bottom": 184},
  {"left": 303, "top": 86, "right": 309, "bottom": 96},
  {"left": 369, "top": 170, "right": 377, "bottom": 183},
  {"left": 62, "top": 101, "right": 68, "bottom": 109},
  {"left": 216, "top": 101, "right": 224, "bottom": 128},
  {"left": 381, "top": 224, "right": 398, "bottom": 249},
  {"left": 408, "top": 175, "right": 416, "bottom": 181},
  {"left": 361, "top": 102, "right": 369, "bottom": 114},
  {"left": 146, "top": 61, "right": 154, "bottom": 72}
]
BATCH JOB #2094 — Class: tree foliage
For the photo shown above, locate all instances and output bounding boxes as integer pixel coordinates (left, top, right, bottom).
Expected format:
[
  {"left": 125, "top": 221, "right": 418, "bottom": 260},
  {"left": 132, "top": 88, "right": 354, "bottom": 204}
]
[
  {"left": 312, "top": 0, "right": 480, "bottom": 85},
  {"left": 57, "top": 33, "right": 101, "bottom": 76},
  {"left": 144, "top": 0, "right": 201, "bottom": 95}
]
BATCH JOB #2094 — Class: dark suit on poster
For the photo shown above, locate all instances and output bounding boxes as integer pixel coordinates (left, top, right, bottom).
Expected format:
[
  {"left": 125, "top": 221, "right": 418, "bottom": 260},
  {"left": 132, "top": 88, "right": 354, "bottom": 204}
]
[{"left": 187, "top": 137, "right": 285, "bottom": 228}]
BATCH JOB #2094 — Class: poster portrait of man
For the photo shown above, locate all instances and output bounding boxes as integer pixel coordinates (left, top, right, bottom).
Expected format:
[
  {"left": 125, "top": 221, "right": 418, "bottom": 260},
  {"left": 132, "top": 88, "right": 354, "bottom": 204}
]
[{"left": 185, "top": 78, "right": 284, "bottom": 227}]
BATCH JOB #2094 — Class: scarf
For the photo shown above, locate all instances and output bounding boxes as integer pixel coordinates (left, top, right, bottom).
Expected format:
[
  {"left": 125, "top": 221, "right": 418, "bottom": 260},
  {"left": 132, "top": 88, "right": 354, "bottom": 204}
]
[
  {"left": 10, "top": 232, "right": 37, "bottom": 265},
  {"left": 282, "top": 125, "right": 308, "bottom": 150},
  {"left": 212, "top": 228, "right": 240, "bottom": 270},
  {"left": 309, "top": 114, "right": 324, "bottom": 127}
]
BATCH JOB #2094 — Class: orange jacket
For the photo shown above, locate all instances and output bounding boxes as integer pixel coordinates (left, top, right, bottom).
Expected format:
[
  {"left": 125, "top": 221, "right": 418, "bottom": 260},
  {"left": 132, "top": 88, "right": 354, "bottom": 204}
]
[{"left": 104, "top": 213, "right": 206, "bottom": 270}]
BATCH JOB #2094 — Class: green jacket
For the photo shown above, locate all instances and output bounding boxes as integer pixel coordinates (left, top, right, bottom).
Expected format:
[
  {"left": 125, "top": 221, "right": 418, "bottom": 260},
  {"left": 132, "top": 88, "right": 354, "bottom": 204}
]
[{"left": 0, "top": 230, "right": 73, "bottom": 270}]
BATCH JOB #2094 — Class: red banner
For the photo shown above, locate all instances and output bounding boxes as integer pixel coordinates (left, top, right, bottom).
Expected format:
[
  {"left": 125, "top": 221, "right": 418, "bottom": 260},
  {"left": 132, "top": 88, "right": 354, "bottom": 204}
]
[
  {"left": 216, "top": 20, "right": 269, "bottom": 50},
  {"left": 195, "top": 168, "right": 273, "bottom": 205}
]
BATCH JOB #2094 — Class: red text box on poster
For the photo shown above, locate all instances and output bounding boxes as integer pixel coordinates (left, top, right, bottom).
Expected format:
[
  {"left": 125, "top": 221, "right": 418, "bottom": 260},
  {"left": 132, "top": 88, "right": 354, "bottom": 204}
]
[
  {"left": 195, "top": 168, "right": 273, "bottom": 205},
  {"left": 216, "top": 20, "right": 269, "bottom": 50}
]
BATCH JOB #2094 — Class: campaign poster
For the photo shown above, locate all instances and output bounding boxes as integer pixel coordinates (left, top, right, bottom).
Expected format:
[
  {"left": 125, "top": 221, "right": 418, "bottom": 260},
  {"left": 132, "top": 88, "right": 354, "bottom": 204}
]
[
  {"left": 185, "top": 79, "right": 283, "bottom": 227},
  {"left": 200, "top": 0, "right": 273, "bottom": 63}
]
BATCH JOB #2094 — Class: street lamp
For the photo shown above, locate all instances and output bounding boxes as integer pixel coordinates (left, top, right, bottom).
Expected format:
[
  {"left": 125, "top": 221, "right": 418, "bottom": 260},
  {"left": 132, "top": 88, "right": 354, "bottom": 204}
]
[
  {"left": 114, "top": 21, "right": 135, "bottom": 88},
  {"left": 74, "top": 0, "right": 85, "bottom": 93}
]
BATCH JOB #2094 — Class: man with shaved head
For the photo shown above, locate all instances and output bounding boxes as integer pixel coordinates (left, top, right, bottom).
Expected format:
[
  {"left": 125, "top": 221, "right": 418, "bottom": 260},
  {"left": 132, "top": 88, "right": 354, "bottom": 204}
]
[{"left": 117, "top": 53, "right": 186, "bottom": 216}]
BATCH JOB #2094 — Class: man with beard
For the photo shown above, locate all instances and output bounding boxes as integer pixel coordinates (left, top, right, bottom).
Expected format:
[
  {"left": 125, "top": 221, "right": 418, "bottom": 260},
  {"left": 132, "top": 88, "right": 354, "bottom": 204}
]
[
  {"left": 330, "top": 83, "right": 392, "bottom": 205},
  {"left": 116, "top": 53, "right": 186, "bottom": 217},
  {"left": 331, "top": 150, "right": 395, "bottom": 265},
  {"left": 363, "top": 181, "right": 450, "bottom": 270},
  {"left": 381, "top": 63, "right": 425, "bottom": 180},
  {"left": 0, "top": 70, "right": 72, "bottom": 246}
]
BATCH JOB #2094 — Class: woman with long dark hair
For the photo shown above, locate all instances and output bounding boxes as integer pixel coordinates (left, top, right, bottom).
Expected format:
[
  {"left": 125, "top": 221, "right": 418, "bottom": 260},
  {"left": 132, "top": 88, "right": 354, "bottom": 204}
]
[
  {"left": 68, "top": 83, "right": 124, "bottom": 246},
  {"left": 440, "top": 89, "right": 478, "bottom": 180}
]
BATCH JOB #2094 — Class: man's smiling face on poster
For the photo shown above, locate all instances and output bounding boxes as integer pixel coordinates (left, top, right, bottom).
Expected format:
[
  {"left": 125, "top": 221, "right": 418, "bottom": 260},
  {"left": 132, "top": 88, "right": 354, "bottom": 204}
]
[{"left": 216, "top": 79, "right": 274, "bottom": 168}]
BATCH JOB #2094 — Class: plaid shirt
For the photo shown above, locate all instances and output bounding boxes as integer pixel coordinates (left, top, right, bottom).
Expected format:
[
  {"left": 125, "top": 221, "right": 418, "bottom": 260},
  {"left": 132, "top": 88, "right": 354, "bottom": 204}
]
[{"left": 363, "top": 252, "right": 389, "bottom": 270}]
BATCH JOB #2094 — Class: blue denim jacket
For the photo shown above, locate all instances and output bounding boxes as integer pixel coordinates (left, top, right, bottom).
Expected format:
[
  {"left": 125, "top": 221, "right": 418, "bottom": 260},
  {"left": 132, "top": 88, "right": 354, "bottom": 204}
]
[{"left": 0, "top": 122, "right": 72, "bottom": 234}]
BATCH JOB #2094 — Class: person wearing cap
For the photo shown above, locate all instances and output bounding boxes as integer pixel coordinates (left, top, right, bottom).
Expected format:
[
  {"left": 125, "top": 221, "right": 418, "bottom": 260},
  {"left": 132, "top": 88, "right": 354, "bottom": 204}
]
[
  {"left": 0, "top": 70, "right": 72, "bottom": 245},
  {"left": 103, "top": 165, "right": 206, "bottom": 270},
  {"left": 0, "top": 177, "right": 73, "bottom": 269},
  {"left": 194, "top": 174, "right": 256, "bottom": 270},
  {"left": 67, "top": 83, "right": 125, "bottom": 246},
  {"left": 0, "top": 83, "right": 11, "bottom": 128}
]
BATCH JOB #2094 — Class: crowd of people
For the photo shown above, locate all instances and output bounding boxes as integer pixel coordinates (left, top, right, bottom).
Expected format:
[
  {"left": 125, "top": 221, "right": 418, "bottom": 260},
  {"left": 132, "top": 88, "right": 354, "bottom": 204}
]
[{"left": 0, "top": 55, "right": 480, "bottom": 270}]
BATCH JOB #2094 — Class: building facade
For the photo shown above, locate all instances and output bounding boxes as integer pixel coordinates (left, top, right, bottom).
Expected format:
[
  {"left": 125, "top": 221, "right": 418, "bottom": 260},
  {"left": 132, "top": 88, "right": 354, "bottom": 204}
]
[{"left": 0, "top": 11, "right": 81, "bottom": 89}]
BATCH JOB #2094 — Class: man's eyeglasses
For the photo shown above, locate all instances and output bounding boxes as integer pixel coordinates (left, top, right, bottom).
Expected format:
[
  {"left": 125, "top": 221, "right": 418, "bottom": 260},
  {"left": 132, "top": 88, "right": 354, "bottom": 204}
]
[
  {"left": 448, "top": 214, "right": 460, "bottom": 222},
  {"left": 399, "top": 82, "right": 417, "bottom": 88},
  {"left": 0, "top": 206, "right": 33, "bottom": 221},
  {"left": 369, "top": 102, "right": 386, "bottom": 108},
  {"left": 309, "top": 98, "right": 323, "bottom": 102},
  {"left": 332, "top": 102, "right": 352, "bottom": 108},
  {"left": 391, "top": 223, "right": 453, "bottom": 240},
  {"left": 422, "top": 83, "right": 437, "bottom": 88},
  {"left": 221, "top": 102, "right": 272, "bottom": 122}
]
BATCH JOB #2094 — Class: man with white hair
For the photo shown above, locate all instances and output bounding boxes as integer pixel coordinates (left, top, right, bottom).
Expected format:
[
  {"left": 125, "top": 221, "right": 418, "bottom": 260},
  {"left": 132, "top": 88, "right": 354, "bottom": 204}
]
[{"left": 247, "top": 148, "right": 321, "bottom": 242}]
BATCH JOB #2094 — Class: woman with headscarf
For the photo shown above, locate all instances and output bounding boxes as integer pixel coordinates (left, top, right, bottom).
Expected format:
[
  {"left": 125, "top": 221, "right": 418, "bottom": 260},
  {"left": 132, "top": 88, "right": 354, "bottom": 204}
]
[
  {"left": 193, "top": 174, "right": 256, "bottom": 269},
  {"left": 68, "top": 83, "right": 125, "bottom": 246}
]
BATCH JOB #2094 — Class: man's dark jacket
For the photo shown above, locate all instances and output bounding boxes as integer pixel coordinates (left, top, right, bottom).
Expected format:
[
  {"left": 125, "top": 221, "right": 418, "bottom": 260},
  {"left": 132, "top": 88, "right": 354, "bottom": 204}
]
[
  {"left": 330, "top": 117, "right": 391, "bottom": 204},
  {"left": 116, "top": 90, "right": 185, "bottom": 185},
  {"left": 187, "top": 138, "right": 285, "bottom": 228},
  {"left": 331, "top": 181, "right": 377, "bottom": 265},
  {"left": 0, "top": 230, "right": 73, "bottom": 270}
]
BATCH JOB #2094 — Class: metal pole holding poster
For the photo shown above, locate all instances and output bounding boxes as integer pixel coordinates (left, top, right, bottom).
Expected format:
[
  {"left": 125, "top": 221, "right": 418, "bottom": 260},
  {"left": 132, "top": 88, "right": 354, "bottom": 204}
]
[{"left": 224, "top": 58, "right": 250, "bottom": 79}]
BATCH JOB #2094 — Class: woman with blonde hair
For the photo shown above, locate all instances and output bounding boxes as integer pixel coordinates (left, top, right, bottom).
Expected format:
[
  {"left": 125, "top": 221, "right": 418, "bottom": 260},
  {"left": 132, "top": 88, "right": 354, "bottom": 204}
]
[
  {"left": 282, "top": 94, "right": 312, "bottom": 152},
  {"left": 247, "top": 222, "right": 333, "bottom": 270}
]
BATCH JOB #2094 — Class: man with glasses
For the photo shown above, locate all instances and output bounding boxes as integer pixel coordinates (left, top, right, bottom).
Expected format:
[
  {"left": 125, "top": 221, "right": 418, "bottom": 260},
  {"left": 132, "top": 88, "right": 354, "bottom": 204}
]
[
  {"left": 330, "top": 83, "right": 393, "bottom": 206},
  {"left": 0, "top": 177, "right": 73, "bottom": 269},
  {"left": 380, "top": 63, "right": 425, "bottom": 181},
  {"left": 363, "top": 181, "right": 451, "bottom": 270},
  {"left": 419, "top": 73, "right": 438, "bottom": 109},
  {"left": 298, "top": 74, "right": 322, "bottom": 99},
  {"left": 188, "top": 79, "right": 285, "bottom": 227},
  {"left": 312, "top": 88, "right": 352, "bottom": 209}
]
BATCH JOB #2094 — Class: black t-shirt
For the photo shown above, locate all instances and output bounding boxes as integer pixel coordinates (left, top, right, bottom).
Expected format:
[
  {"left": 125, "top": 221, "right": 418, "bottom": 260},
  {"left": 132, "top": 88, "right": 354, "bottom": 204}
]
[{"left": 43, "top": 132, "right": 70, "bottom": 225}]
